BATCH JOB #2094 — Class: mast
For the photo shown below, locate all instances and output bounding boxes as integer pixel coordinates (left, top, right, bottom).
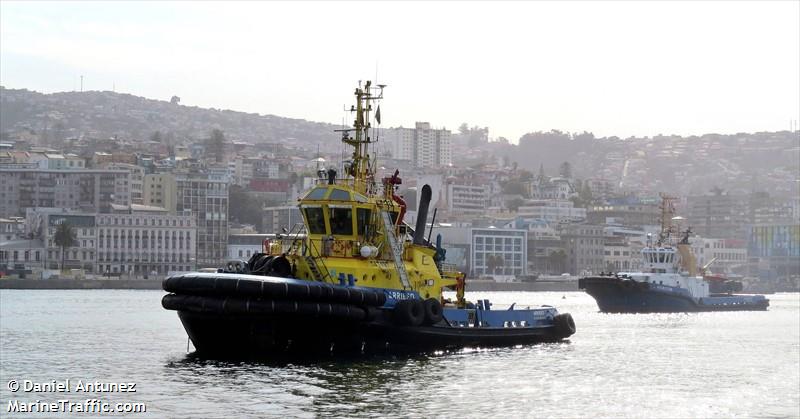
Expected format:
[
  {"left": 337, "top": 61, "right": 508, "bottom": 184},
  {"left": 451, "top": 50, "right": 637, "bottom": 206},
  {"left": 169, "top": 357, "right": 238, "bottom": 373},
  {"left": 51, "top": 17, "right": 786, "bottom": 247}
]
[
  {"left": 342, "top": 81, "right": 384, "bottom": 195},
  {"left": 658, "top": 194, "right": 677, "bottom": 244}
]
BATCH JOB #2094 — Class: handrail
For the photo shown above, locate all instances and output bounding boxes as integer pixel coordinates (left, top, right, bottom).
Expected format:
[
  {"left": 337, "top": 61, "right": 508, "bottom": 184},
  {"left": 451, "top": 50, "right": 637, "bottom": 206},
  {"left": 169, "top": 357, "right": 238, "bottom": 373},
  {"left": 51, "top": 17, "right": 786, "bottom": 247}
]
[{"left": 306, "top": 238, "right": 332, "bottom": 283}]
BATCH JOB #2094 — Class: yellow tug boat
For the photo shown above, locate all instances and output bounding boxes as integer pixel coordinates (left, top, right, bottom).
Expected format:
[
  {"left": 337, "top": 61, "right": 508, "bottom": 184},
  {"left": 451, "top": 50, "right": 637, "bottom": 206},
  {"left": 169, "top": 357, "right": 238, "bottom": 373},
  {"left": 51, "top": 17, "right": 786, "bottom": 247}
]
[{"left": 162, "top": 81, "right": 575, "bottom": 357}]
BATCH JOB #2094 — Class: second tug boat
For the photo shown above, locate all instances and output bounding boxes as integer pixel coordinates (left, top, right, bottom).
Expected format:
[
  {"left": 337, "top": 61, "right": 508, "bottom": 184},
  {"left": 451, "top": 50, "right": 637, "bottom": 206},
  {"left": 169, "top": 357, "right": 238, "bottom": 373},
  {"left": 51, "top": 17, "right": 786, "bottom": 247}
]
[
  {"left": 579, "top": 196, "right": 769, "bottom": 313},
  {"left": 163, "top": 81, "right": 575, "bottom": 357}
]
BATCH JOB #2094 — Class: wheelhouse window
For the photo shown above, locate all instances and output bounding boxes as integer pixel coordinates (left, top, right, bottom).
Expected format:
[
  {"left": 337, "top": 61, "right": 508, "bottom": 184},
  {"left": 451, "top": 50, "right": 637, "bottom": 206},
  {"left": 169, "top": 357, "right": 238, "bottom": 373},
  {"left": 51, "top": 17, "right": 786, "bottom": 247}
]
[
  {"left": 329, "top": 206, "right": 353, "bottom": 236},
  {"left": 305, "top": 187, "right": 327, "bottom": 200},
  {"left": 329, "top": 188, "right": 350, "bottom": 201},
  {"left": 356, "top": 208, "right": 371, "bottom": 236},
  {"left": 303, "top": 207, "right": 327, "bottom": 234}
]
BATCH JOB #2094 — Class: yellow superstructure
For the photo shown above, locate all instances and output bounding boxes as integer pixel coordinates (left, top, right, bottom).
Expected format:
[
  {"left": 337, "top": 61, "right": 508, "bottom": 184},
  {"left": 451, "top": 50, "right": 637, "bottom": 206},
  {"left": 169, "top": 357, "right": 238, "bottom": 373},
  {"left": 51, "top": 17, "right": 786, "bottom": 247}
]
[{"left": 264, "top": 81, "right": 464, "bottom": 305}]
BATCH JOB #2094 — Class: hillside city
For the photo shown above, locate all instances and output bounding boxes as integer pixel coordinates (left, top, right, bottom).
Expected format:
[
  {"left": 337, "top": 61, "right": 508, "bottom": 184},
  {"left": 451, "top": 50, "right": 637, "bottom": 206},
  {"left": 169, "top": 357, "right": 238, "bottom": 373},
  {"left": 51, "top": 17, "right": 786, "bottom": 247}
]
[{"left": 1, "top": 87, "right": 798, "bottom": 291}]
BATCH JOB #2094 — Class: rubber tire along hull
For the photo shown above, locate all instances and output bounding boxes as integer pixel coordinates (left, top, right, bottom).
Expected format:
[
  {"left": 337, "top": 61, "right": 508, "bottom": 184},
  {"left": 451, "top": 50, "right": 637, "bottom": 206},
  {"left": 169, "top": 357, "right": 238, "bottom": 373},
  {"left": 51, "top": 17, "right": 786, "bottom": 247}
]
[{"left": 579, "top": 276, "right": 769, "bottom": 313}]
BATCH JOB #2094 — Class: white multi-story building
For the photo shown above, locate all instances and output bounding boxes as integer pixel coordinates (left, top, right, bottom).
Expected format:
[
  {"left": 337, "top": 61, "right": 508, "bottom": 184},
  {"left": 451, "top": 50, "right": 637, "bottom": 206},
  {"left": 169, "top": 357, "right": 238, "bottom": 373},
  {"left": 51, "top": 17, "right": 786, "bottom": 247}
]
[
  {"left": 228, "top": 234, "right": 267, "bottom": 261},
  {"left": 0, "top": 217, "right": 25, "bottom": 241},
  {"left": 691, "top": 237, "right": 748, "bottom": 273},
  {"left": 447, "top": 184, "right": 489, "bottom": 214},
  {"left": 518, "top": 200, "right": 586, "bottom": 223},
  {"left": 387, "top": 122, "right": 451, "bottom": 168},
  {"left": 603, "top": 241, "right": 643, "bottom": 272},
  {"left": 103, "top": 163, "right": 145, "bottom": 205},
  {"left": 471, "top": 227, "right": 527, "bottom": 279},
  {"left": 96, "top": 209, "right": 196, "bottom": 277},
  {"left": 230, "top": 157, "right": 255, "bottom": 187},
  {"left": 24, "top": 207, "right": 196, "bottom": 276},
  {"left": 390, "top": 127, "right": 415, "bottom": 162}
]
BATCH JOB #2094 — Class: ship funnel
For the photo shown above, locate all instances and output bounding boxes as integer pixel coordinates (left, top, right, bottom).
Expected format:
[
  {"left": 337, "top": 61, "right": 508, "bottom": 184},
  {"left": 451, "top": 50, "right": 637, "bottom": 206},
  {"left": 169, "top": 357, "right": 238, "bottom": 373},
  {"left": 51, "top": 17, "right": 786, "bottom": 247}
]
[{"left": 413, "top": 184, "right": 432, "bottom": 245}]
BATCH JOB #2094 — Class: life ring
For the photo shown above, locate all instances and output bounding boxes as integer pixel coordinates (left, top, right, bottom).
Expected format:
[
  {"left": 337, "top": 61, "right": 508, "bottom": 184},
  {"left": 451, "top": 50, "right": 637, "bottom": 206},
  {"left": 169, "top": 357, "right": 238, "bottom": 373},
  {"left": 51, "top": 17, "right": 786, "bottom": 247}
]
[
  {"left": 393, "top": 299, "right": 424, "bottom": 326},
  {"left": 422, "top": 298, "right": 443, "bottom": 325},
  {"left": 553, "top": 313, "right": 576, "bottom": 338}
]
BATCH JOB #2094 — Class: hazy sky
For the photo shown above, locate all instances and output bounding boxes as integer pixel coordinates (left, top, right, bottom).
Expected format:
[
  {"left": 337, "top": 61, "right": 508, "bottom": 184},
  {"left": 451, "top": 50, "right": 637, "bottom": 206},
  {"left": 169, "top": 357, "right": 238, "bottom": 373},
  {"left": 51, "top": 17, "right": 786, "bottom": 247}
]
[{"left": 1, "top": 1, "right": 798, "bottom": 141}]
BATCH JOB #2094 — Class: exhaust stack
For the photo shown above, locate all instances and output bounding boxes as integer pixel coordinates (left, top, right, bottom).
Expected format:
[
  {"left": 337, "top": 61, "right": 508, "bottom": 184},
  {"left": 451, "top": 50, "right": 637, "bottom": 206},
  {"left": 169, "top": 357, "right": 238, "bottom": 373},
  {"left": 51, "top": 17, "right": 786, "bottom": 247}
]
[{"left": 413, "top": 184, "right": 432, "bottom": 245}]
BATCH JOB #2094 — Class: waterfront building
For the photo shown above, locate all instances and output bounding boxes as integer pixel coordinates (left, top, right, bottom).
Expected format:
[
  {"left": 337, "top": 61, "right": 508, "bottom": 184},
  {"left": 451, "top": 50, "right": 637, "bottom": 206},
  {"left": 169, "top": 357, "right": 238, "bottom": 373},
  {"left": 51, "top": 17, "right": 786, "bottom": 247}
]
[
  {"left": 25, "top": 210, "right": 97, "bottom": 271},
  {"left": 0, "top": 217, "right": 25, "bottom": 241},
  {"left": 23, "top": 207, "right": 196, "bottom": 276},
  {"left": 523, "top": 219, "right": 567, "bottom": 275},
  {"left": 747, "top": 224, "right": 800, "bottom": 278},
  {"left": 0, "top": 238, "right": 45, "bottom": 273},
  {"left": 603, "top": 240, "right": 643, "bottom": 272},
  {"left": 95, "top": 209, "right": 196, "bottom": 276},
  {"left": 228, "top": 234, "right": 267, "bottom": 261},
  {"left": 690, "top": 237, "right": 748, "bottom": 273},
  {"left": 143, "top": 172, "right": 230, "bottom": 268},
  {"left": 470, "top": 227, "right": 527, "bottom": 278}
]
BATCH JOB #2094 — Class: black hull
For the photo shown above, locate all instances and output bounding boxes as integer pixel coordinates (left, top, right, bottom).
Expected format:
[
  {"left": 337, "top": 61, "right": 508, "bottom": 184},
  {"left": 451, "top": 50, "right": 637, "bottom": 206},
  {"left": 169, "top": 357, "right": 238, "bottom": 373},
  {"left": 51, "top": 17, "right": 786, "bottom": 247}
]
[
  {"left": 163, "top": 273, "right": 572, "bottom": 358},
  {"left": 176, "top": 310, "right": 563, "bottom": 358},
  {"left": 579, "top": 276, "right": 769, "bottom": 313}
]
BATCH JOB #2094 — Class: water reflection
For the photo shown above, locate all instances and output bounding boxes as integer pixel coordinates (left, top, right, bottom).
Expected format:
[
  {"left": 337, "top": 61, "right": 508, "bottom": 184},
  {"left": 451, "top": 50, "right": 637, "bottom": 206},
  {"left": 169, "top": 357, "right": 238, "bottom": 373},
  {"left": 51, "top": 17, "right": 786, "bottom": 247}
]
[{"left": 162, "top": 352, "right": 443, "bottom": 416}]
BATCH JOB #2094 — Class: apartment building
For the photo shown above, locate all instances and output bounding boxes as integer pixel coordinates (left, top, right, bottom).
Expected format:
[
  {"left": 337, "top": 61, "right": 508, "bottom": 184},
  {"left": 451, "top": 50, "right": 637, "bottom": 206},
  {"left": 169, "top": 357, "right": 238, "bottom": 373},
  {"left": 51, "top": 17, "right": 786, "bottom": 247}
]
[
  {"left": 175, "top": 175, "right": 229, "bottom": 268},
  {"left": 560, "top": 223, "right": 605, "bottom": 275},
  {"left": 388, "top": 122, "right": 452, "bottom": 168},
  {"left": 0, "top": 168, "right": 131, "bottom": 217}
]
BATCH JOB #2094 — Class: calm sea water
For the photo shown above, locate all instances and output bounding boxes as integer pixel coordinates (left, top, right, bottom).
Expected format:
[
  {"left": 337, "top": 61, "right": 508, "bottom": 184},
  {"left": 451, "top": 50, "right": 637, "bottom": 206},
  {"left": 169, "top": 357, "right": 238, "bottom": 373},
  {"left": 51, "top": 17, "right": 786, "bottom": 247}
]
[{"left": 1, "top": 290, "right": 798, "bottom": 418}]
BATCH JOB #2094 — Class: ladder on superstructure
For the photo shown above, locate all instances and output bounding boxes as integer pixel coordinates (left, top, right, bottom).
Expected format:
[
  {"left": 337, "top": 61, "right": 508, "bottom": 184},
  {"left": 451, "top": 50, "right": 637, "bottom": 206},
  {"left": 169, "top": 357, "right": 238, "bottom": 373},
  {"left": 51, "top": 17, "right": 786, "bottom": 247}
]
[
  {"left": 304, "top": 240, "right": 332, "bottom": 283},
  {"left": 381, "top": 211, "right": 411, "bottom": 290}
]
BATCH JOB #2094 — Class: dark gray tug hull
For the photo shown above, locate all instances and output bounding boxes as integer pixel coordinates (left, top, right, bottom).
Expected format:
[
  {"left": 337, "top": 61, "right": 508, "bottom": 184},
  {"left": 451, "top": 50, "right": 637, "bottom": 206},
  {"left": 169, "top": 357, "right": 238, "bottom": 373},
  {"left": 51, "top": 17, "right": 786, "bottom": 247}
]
[{"left": 579, "top": 276, "right": 769, "bottom": 313}]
